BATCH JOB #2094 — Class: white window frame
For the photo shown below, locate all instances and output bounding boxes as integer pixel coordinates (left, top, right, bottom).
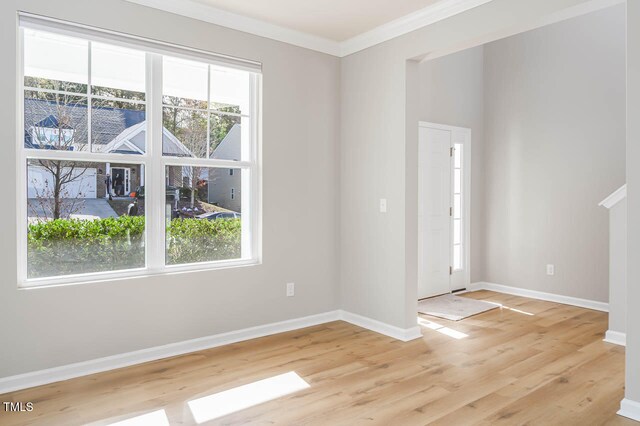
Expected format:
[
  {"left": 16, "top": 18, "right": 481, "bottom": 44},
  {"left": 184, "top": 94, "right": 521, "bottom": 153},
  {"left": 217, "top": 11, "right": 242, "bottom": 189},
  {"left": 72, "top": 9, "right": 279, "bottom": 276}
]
[{"left": 16, "top": 14, "right": 262, "bottom": 288}]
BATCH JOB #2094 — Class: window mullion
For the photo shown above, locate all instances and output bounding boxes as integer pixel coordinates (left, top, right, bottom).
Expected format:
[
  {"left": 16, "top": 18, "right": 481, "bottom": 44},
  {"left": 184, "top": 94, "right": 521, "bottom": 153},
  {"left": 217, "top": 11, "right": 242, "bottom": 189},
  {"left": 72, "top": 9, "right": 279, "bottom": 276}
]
[
  {"left": 206, "top": 65, "right": 211, "bottom": 159},
  {"left": 87, "top": 41, "right": 92, "bottom": 153},
  {"left": 147, "top": 53, "right": 165, "bottom": 271}
]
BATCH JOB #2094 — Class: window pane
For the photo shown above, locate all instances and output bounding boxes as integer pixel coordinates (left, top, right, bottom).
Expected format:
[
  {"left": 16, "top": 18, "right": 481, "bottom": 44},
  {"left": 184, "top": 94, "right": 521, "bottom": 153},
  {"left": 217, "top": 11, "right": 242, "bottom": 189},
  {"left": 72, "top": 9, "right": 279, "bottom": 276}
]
[
  {"left": 453, "top": 194, "right": 461, "bottom": 219},
  {"left": 163, "top": 56, "right": 208, "bottom": 108},
  {"left": 210, "top": 65, "right": 250, "bottom": 114},
  {"left": 454, "top": 143, "right": 462, "bottom": 169},
  {"left": 23, "top": 29, "right": 88, "bottom": 93},
  {"left": 165, "top": 165, "right": 243, "bottom": 265},
  {"left": 163, "top": 107, "right": 207, "bottom": 157},
  {"left": 454, "top": 169, "right": 461, "bottom": 194},
  {"left": 24, "top": 90, "right": 88, "bottom": 150},
  {"left": 454, "top": 219, "right": 461, "bottom": 245},
  {"left": 453, "top": 245, "right": 462, "bottom": 270},
  {"left": 210, "top": 113, "right": 247, "bottom": 161},
  {"left": 91, "top": 99, "right": 146, "bottom": 153},
  {"left": 27, "top": 159, "right": 145, "bottom": 278},
  {"left": 91, "top": 42, "right": 146, "bottom": 100}
]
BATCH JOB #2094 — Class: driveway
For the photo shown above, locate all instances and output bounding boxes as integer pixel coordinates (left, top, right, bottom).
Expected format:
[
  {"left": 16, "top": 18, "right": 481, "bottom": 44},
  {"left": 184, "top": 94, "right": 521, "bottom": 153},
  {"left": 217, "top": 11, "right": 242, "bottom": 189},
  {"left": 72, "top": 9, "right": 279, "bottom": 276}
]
[{"left": 28, "top": 198, "right": 119, "bottom": 221}]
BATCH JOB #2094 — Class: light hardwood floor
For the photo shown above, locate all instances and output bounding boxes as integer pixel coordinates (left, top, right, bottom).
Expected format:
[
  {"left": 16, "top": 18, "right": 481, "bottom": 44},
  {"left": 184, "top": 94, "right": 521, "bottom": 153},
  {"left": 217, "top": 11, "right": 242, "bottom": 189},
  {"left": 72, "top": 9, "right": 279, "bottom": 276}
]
[{"left": 0, "top": 291, "right": 635, "bottom": 425}]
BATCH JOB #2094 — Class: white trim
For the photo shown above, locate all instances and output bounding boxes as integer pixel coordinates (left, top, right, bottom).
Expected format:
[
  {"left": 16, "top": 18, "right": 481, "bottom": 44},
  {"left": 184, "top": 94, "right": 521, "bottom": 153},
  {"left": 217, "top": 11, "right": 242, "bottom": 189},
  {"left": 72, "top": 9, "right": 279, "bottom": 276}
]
[
  {"left": 618, "top": 398, "right": 640, "bottom": 422},
  {"left": 122, "top": 0, "right": 495, "bottom": 58},
  {"left": 122, "top": 0, "right": 341, "bottom": 56},
  {"left": 339, "top": 311, "right": 423, "bottom": 342},
  {"left": 340, "top": 0, "right": 493, "bottom": 57},
  {"left": 599, "top": 184, "right": 627, "bottom": 209},
  {"left": 604, "top": 330, "right": 626, "bottom": 346},
  {"left": 468, "top": 282, "right": 609, "bottom": 312},
  {"left": 0, "top": 311, "right": 339, "bottom": 394},
  {"left": 0, "top": 310, "right": 420, "bottom": 394}
]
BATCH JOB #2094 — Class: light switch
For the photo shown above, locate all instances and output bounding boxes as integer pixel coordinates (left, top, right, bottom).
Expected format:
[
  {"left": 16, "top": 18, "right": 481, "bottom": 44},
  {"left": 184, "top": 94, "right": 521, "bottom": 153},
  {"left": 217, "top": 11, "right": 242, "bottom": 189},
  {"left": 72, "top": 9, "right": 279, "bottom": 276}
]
[{"left": 379, "top": 198, "right": 387, "bottom": 213}]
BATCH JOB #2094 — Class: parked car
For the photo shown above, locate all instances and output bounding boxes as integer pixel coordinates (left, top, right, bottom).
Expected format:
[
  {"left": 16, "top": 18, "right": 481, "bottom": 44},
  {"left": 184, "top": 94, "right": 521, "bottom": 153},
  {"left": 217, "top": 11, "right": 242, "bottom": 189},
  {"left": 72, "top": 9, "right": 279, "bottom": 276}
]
[
  {"left": 130, "top": 186, "right": 179, "bottom": 202},
  {"left": 196, "top": 211, "right": 242, "bottom": 221}
]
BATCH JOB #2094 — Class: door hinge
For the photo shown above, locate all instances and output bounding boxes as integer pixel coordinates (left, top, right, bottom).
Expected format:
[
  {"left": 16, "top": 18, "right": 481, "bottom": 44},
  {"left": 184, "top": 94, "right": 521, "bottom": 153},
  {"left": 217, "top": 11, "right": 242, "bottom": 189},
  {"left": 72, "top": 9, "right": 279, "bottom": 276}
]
[
  {"left": 450, "top": 147, "right": 454, "bottom": 157},
  {"left": 450, "top": 207, "right": 452, "bottom": 216},
  {"left": 449, "top": 266, "right": 453, "bottom": 275}
]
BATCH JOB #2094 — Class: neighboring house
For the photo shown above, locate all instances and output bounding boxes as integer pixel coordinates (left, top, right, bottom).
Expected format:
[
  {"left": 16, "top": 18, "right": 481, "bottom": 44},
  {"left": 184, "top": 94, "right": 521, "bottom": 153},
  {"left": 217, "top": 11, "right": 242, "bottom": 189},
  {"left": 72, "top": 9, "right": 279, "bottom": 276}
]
[
  {"left": 208, "top": 123, "right": 241, "bottom": 212},
  {"left": 26, "top": 115, "right": 76, "bottom": 150},
  {"left": 24, "top": 98, "right": 191, "bottom": 199}
]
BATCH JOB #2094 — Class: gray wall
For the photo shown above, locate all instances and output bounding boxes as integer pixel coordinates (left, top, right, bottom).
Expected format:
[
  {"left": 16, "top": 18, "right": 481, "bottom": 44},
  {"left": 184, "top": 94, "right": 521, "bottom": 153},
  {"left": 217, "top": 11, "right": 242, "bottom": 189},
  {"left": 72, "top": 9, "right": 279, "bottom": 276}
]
[
  {"left": 418, "top": 46, "right": 485, "bottom": 283},
  {"left": 340, "top": 0, "right": 609, "bottom": 330},
  {"left": 0, "top": 0, "right": 631, "bottom": 384},
  {"left": 0, "top": 0, "right": 340, "bottom": 377},
  {"left": 482, "top": 5, "right": 626, "bottom": 302},
  {"left": 626, "top": 0, "right": 640, "bottom": 407},
  {"left": 417, "top": 6, "right": 625, "bottom": 304},
  {"left": 609, "top": 198, "right": 626, "bottom": 334}
]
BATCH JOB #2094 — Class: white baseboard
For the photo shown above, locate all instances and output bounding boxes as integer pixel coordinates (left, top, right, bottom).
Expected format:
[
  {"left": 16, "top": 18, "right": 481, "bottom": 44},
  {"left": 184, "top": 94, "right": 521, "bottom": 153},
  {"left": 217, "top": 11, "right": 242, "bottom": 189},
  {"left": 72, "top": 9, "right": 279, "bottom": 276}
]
[
  {"left": 339, "top": 311, "right": 422, "bottom": 342},
  {"left": 604, "top": 330, "right": 626, "bottom": 346},
  {"left": 619, "top": 398, "right": 640, "bottom": 422},
  {"left": 468, "top": 282, "right": 609, "bottom": 312},
  {"left": 0, "top": 310, "right": 339, "bottom": 395},
  {"left": 0, "top": 309, "right": 421, "bottom": 394}
]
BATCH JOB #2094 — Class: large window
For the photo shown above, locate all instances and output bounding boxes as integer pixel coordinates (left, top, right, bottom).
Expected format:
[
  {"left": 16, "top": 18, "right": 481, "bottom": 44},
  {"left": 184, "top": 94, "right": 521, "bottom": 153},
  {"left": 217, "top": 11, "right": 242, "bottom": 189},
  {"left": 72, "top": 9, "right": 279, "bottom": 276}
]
[{"left": 18, "top": 17, "right": 261, "bottom": 286}]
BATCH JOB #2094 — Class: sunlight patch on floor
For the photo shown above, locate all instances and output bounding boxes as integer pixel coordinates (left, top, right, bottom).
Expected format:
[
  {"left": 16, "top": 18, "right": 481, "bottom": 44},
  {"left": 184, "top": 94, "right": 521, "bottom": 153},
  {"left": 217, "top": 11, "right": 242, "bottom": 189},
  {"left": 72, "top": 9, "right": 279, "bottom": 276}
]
[
  {"left": 187, "top": 371, "right": 310, "bottom": 423},
  {"left": 106, "top": 409, "right": 170, "bottom": 426},
  {"left": 478, "top": 299, "right": 535, "bottom": 316},
  {"left": 417, "top": 317, "right": 469, "bottom": 339}
]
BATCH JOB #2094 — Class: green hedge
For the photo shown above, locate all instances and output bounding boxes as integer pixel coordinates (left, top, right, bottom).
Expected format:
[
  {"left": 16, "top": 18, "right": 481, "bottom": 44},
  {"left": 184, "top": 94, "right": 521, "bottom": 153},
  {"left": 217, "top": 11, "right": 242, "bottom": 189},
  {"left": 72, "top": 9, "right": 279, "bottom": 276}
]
[
  {"left": 27, "top": 216, "right": 241, "bottom": 278},
  {"left": 166, "top": 217, "right": 241, "bottom": 265}
]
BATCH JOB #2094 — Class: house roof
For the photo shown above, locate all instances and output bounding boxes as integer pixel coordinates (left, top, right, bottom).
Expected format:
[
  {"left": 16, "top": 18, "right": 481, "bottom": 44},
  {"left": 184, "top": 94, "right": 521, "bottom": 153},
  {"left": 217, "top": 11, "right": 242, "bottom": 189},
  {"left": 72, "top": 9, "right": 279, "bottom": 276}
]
[
  {"left": 102, "top": 121, "right": 194, "bottom": 157},
  {"left": 24, "top": 97, "right": 191, "bottom": 156},
  {"left": 25, "top": 98, "right": 146, "bottom": 147},
  {"left": 33, "top": 115, "right": 74, "bottom": 130}
]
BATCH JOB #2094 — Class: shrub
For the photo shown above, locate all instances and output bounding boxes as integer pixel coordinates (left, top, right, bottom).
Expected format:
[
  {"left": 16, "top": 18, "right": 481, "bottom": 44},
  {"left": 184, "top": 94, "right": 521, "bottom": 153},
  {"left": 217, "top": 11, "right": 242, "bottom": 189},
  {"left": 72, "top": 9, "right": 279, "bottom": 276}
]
[
  {"left": 28, "top": 216, "right": 145, "bottom": 243},
  {"left": 166, "top": 217, "right": 241, "bottom": 264},
  {"left": 27, "top": 217, "right": 146, "bottom": 278},
  {"left": 27, "top": 216, "right": 241, "bottom": 278}
]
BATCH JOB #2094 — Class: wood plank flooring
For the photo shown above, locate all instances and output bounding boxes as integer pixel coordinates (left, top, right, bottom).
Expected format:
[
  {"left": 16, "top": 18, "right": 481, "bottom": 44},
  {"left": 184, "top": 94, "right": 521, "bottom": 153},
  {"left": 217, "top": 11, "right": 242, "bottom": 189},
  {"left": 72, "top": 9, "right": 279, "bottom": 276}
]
[{"left": 0, "top": 291, "right": 635, "bottom": 425}]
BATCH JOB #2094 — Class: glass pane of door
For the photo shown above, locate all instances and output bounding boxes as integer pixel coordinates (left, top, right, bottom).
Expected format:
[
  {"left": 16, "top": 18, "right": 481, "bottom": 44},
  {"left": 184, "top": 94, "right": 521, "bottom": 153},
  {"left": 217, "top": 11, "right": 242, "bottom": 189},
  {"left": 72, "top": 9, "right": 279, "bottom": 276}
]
[{"left": 452, "top": 143, "right": 464, "bottom": 271}]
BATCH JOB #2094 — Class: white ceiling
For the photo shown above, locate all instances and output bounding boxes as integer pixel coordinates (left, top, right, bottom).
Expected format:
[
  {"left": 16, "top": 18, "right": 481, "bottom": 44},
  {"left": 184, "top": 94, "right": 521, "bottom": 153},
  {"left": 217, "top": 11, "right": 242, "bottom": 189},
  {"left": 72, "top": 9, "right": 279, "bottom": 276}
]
[
  {"left": 190, "top": 0, "right": 443, "bottom": 42},
  {"left": 125, "top": 0, "right": 494, "bottom": 56}
]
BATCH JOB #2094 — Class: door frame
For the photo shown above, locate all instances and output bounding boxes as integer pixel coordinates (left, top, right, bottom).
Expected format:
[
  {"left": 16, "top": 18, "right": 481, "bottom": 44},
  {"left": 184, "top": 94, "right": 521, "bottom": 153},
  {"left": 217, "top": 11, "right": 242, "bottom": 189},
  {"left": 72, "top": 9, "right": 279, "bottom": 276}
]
[
  {"left": 418, "top": 121, "right": 471, "bottom": 294},
  {"left": 111, "top": 167, "right": 131, "bottom": 195}
]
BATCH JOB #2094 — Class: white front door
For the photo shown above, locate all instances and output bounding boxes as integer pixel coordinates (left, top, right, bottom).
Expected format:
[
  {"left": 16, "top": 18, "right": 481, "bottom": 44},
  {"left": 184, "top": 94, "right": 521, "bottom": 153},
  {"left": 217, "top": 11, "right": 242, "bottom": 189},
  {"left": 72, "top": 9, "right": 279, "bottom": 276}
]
[
  {"left": 418, "top": 126, "right": 452, "bottom": 299},
  {"left": 111, "top": 167, "right": 131, "bottom": 195}
]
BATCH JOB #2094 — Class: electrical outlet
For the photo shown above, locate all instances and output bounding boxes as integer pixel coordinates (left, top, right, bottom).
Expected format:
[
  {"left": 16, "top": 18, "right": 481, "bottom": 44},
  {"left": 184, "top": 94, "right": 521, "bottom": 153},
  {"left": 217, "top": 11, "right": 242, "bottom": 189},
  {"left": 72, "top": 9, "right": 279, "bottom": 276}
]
[
  {"left": 379, "top": 198, "right": 387, "bottom": 213},
  {"left": 286, "top": 282, "right": 295, "bottom": 297},
  {"left": 546, "top": 264, "right": 555, "bottom": 276}
]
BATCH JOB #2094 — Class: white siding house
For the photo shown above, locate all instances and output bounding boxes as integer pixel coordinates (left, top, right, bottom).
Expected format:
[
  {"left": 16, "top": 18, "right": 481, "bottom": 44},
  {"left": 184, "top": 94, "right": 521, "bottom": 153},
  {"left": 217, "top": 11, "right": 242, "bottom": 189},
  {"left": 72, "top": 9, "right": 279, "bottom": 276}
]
[{"left": 208, "top": 124, "right": 241, "bottom": 212}]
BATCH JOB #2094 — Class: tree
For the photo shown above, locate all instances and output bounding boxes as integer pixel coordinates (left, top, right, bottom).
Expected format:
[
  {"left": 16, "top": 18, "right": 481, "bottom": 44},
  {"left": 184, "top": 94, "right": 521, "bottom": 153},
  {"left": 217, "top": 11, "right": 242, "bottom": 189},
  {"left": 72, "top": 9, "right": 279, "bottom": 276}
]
[{"left": 25, "top": 79, "right": 119, "bottom": 219}]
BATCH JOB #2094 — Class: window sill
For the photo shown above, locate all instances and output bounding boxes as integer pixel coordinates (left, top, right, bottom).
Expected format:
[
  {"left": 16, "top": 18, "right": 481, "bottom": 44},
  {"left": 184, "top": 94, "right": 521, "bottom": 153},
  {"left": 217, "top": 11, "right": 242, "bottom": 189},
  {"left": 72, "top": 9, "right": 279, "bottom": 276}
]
[{"left": 18, "top": 259, "right": 261, "bottom": 290}]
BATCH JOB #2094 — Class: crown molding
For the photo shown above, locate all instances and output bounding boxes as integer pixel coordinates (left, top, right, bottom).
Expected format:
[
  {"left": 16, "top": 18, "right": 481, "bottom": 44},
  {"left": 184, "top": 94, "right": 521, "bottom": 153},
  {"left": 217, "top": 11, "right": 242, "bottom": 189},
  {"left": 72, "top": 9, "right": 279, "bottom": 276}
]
[
  {"left": 123, "top": 0, "right": 342, "bottom": 56},
  {"left": 123, "top": 0, "right": 495, "bottom": 57},
  {"left": 339, "top": 0, "right": 494, "bottom": 56}
]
